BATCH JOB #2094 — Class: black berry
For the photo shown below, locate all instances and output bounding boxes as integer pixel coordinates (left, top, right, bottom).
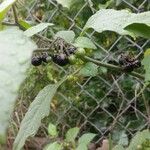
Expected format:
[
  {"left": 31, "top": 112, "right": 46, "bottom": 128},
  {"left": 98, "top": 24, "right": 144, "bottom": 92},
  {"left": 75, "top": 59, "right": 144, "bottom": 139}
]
[
  {"left": 31, "top": 56, "right": 42, "bottom": 66},
  {"left": 41, "top": 53, "right": 49, "bottom": 63},
  {"left": 52, "top": 53, "right": 69, "bottom": 66}
]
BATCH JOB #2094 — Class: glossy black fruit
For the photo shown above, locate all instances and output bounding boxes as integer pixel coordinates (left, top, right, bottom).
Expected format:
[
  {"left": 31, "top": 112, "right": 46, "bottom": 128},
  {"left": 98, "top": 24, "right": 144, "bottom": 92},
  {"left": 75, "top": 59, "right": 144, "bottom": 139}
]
[
  {"left": 52, "top": 53, "right": 69, "bottom": 66},
  {"left": 41, "top": 53, "right": 49, "bottom": 62},
  {"left": 31, "top": 56, "right": 42, "bottom": 66}
]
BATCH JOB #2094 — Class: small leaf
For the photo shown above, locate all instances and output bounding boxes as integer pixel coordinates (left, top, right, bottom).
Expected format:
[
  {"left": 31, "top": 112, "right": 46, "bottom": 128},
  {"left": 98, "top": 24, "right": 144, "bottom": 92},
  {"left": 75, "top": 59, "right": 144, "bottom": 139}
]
[
  {"left": 48, "top": 123, "right": 58, "bottom": 137},
  {"left": 142, "top": 49, "right": 150, "bottom": 82},
  {"left": 44, "top": 142, "right": 62, "bottom": 150},
  {"left": 56, "top": 0, "right": 74, "bottom": 9},
  {"left": 24, "top": 23, "right": 53, "bottom": 37},
  {"left": 118, "top": 131, "right": 128, "bottom": 146},
  {"left": 54, "top": 30, "right": 75, "bottom": 43},
  {"left": 76, "top": 133, "right": 96, "bottom": 150},
  {"left": 13, "top": 78, "right": 66, "bottom": 150},
  {"left": 124, "top": 23, "right": 150, "bottom": 39},
  {"left": 74, "top": 37, "right": 96, "bottom": 49},
  {"left": 0, "top": 0, "right": 16, "bottom": 21},
  {"left": 0, "top": 27, "right": 37, "bottom": 144},
  {"left": 79, "top": 62, "right": 98, "bottom": 77},
  {"left": 65, "top": 127, "right": 79, "bottom": 142},
  {"left": 18, "top": 20, "right": 32, "bottom": 30}
]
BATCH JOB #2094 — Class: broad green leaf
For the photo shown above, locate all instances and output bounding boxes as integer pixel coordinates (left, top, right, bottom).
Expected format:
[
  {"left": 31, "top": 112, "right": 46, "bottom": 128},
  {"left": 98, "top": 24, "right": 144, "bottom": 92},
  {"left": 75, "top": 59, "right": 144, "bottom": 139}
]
[
  {"left": 83, "top": 9, "right": 150, "bottom": 38},
  {"left": 54, "top": 30, "right": 75, "bottom": 43},
  {"left": 127, "top": 129, "right": 150, "bottom": 150},
  {"left": 79, "top": 62, "right": 98, "bottom": 77},
  {"left": 142, "top": 49, "right": 150, "bottom": 82},
  {"left": 48, "top": 123, "right": 58, "bottom": 137},
  {"left": 76, "top": 133, "right": 96, "bottom": 150},
  {"left": 56, "top": 0, "right": 74, "bottom": 9},
  {"left": 112, "top": 145, "right": 125, "bottom": 150},
  {"left": 0, "top": 0, "right": 16, "bottom": 21},
  {"left": 124, "top": 23, "right": 150, "bottom": 39},
  {"left": 0, "top": 27, "right": 37, "bottom": 143},
  {"left": 24, "top": 23, "right": 53, "bottom": 37},
  {"left": 65, "top": 127, "right": 79, "bottom": 142},
  {"left": 74, "top": 37, "right": 96, "bottom": 49},
  {"left": 18, "top": 20, "right": 32, "bottom": 30},
  {"left": 44, "top": 142, "right": 62, "bottom": 150},
  {"left": 13, "top": 78, "right": 66, "bottom": 150}
]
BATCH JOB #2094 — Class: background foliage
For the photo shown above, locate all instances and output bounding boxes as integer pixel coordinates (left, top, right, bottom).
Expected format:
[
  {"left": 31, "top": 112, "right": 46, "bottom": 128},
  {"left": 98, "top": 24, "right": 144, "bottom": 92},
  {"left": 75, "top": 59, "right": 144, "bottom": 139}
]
[{"left": 0, "top": 0, "right": 149, "bottom": 149}]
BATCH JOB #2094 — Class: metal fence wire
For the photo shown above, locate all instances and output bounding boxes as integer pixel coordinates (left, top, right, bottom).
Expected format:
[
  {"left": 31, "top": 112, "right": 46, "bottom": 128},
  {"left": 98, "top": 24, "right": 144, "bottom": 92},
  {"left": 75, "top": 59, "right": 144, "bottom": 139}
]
[{"left": 12, "top": 0, "right": 150, "bottom": 148}]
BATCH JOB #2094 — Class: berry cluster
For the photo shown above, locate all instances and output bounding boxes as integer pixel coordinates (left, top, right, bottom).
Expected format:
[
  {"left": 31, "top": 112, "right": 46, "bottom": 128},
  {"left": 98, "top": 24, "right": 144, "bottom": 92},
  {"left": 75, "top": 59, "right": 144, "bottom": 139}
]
[
  {"left": 51, "top": 47, "right": 77, "bottom": 66},
  {"left": 31, "top": 53, "right": 50, "bottom": 66},
  {"left": 118, "top": 53, "right": 141, "bottom": 72}
]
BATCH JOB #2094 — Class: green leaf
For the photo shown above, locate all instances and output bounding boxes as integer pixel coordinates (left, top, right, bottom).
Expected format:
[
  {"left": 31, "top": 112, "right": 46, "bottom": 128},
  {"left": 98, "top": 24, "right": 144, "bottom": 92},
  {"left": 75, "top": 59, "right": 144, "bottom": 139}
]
[
  {"left": 112, "top": 145, "right": 125, "bottom": 150},
  {"left": 98, "top": 0, "right": 114, "bottom": 9},
  {"left": 44, "top": 142, "right": 62, "bottom": 150},
  {"left": 56, "top": 0, "right": 74, "bottom": 9},
  {"left": 13, "top": 78, "right": 66, "bottom": 150},
  {"left": 48, "top": 123, "right": 58, "bottom": 137},
  {"left": 24, "top": 23, "right": 53, "bottom": 37},
  {"left": 65, "top": 127, "right": 79, "bottom": 142},
  {"left": 142, "top": 49, "right": 150, "bottom": 82},
  {"left": 83, "top": 9, "right": 150, "bottom": 38},
  {"left": 0, "top": 27, "right": 37, "bottom": 144},
  {"left": 124, "top": 23, "right": 150, "bottom": 39},
  {"left": 0, "top": 0, "right": 16, "bottom": 21},
  {"left": 79, "top": 62, "right": 98, "bottom": 77},
  {"left": 76, "top": 133, "right": 96, "bottom": 150},
  {"left": 18, "top": 20, "right": 32, "bottom": 30},
  {"left": 54, "top": 30, "right": 75, "bottom": 43},
  {"left": 74, "top": 37, "right": 96, "bottom": 49},
  {"left": 127, "top": 130, "right": 150, "bottom": 150}
]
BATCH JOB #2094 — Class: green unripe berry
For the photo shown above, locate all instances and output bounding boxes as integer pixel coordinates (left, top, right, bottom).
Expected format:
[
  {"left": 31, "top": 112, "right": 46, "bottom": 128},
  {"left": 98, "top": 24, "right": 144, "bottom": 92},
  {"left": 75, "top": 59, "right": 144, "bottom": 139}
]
[
  {"left": 75, "top": 48, "right": 86, "bottom": 57},
  {"left": 68, "top": 55, "right": 77, "bottom": 64}
]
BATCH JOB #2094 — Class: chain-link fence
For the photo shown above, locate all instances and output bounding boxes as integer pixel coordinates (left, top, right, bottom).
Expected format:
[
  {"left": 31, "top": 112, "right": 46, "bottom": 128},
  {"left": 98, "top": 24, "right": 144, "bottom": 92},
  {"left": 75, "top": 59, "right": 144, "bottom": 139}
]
[{"left": 10, "top": 0, "right": 150, "bottom": 149}]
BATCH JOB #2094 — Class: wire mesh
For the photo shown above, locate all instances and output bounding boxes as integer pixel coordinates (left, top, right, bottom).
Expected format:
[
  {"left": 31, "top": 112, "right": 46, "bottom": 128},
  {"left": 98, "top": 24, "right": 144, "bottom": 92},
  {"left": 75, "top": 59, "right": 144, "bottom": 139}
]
[{"left": 12, "top": 0, "right": 150, "bottom": 147}]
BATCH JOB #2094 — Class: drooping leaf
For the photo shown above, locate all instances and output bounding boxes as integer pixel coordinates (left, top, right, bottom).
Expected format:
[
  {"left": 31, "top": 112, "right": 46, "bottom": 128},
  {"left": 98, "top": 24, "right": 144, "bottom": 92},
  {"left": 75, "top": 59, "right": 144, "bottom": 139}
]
[
  {"left": 0, "top": 27, "right": 37, "bottom": 143},
  {"left": 0, "top": 0, "right": 16, "bottom": 21},
  {"left": 79, "top": 62, "right": 98, "bottom": 77},
  {"left": 142, "top": 48, "right": 150, "bottom": 82},
  {"left": 76, "top": 133, "right": 96, "bottom": 150},
  {"left": 24, "top": 23, "right": 53, "bottom": 37},
  {"left": 13, "top": 78, "right": 66, "bottom": 150},
  {"left": 83, "top": 9, "right": 150, "bottom": 38},
  {"left": 124, "top": 23, "right": 150, "bottom": 39},
  {"left": 74, "top": 37, "right": 96, "bottom": 49},
  {"left": 65, "top": 127, "right": 79, "bottom": 143},
  {"left": 127, "top": 129, "right": 150, "bottom": 150},
  {"left": 54, "top": 30, "right": 75, "bottom": 43},
  {"left": 56, "top": 0, "right": 74, "bottom": 9},
  {"left": 48, "top": 123, "right": 58, "bottom": 137},
  {"left": 44, "top": 142, "right": 62, "bottom": 150}
]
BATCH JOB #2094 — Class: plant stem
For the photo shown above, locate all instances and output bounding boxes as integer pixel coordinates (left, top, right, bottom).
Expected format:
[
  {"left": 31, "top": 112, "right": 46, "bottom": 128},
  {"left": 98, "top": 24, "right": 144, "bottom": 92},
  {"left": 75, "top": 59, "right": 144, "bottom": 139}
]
[
  {"left": 83, "top": 56, "right": 145, "bottom": 80},
  {"left": 12, "top": 5, "right": 18, "bottom": 24}
]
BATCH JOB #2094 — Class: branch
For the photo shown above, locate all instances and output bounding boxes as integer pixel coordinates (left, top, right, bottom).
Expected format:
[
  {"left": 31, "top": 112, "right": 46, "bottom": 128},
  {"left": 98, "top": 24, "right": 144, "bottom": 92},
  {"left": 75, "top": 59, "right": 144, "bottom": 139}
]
[{"left": 83, "top": 56, "right": 144, "bottom": 80}]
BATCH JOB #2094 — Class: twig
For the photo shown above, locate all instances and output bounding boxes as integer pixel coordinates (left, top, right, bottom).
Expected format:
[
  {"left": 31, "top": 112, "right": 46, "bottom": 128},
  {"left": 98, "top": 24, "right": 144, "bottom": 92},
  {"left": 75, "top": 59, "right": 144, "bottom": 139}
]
[{"left": 83, "top": 56, "right": 145, "bottom": 80}]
